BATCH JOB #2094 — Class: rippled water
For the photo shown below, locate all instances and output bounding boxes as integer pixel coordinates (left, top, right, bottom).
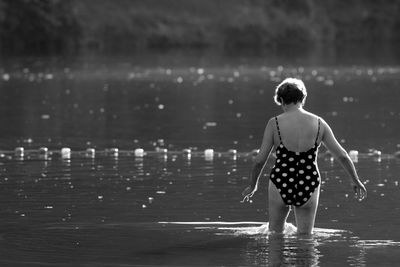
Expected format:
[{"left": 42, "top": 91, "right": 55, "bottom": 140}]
[
  {"left": 1, "top": 53, "right": 400, "bottom": 266},
  {"left": 0, "top": 152, "right": 399, "bottom": 266},
  {"left": 1, "top": 55, "right": 400, "bottom": 152}
]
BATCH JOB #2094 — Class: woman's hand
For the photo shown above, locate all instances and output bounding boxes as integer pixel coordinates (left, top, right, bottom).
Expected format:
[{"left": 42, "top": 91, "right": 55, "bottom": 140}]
[
  {"left": 352, "top": 179, "right": 367, "bottom": 201},
  {"left": 241, "top": 185, "right": 257, "bottom": 203}
]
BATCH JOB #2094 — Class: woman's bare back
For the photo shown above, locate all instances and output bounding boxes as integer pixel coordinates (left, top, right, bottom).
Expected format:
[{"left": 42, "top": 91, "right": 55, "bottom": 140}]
[{"left": 275, "top": 110, "right": 320, "bottom": 152}]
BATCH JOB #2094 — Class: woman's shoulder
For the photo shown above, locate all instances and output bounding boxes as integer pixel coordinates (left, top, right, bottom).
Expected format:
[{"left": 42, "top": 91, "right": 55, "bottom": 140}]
[
  {"left": 302, "top": 113, "right": 332, "bottom": 137},
  {"left": 301, "top": 109, "right": 318, "bottom": 118},
  {"left": 301, "top": 110, "right": 329, "bottom": 123},
  {"left": 266, "top": 116, "right": 277, "bottom": 127}
]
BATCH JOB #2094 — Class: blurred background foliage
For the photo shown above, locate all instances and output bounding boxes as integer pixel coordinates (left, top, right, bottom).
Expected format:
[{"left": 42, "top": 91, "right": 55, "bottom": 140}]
[{"left": 0, "top": 0, "right": 399, "bottom": 55}]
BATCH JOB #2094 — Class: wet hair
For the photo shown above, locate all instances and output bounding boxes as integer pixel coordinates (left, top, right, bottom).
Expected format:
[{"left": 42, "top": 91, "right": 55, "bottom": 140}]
[{"left": 274, "top": 78, "right": 307, "bottom": 106}]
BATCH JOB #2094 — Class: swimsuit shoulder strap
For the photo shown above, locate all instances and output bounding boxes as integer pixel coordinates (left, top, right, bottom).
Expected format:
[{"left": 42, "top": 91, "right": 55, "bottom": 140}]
[
  {"left": 275, "top": 116, "right": 282, "bottom": 142},
  {"left": 315, "top": 117, "right": 321, "bottom": 144}
]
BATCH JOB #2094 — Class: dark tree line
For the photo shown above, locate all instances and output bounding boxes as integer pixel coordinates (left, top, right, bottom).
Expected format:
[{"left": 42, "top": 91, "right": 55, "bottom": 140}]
[
  {"left": 0, "top": 0, "right": 399, "bottom": 55},
  {"left": 0, "top": 0, "right": 80, "bottom": 55}
]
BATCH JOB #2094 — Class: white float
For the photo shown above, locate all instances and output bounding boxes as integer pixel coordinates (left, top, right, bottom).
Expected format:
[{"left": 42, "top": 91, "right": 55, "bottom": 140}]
[
  {"left": 204, "top": 149, "right": 214, "bottom": 160},
  {"left": 349, "top": 150, "right": 358, "bottom": 162},
  {"left": 61, "top": 148, "right": 71, "bottom": 159},
  {"left": 134, "top": 148, "right": 144, "bottom": 157}
]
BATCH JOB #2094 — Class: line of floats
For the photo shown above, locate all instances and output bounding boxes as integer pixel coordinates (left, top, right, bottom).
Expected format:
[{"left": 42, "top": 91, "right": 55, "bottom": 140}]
[{"left": 1, "top": 146, "right": 399, "bottom": 162}]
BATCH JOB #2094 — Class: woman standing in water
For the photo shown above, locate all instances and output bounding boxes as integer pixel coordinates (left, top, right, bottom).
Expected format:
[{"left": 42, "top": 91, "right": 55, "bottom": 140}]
[{"left": 242, "top": 78, "right": 367, "bottom": 235}]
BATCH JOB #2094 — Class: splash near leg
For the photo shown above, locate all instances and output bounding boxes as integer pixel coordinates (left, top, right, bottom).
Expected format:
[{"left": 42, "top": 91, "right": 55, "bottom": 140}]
[
  {"left": 218, "top": 222, "right": 297, "bottom": 236},
  {"left": 158, "top": 221, "right": 298, "bottom": 236}
]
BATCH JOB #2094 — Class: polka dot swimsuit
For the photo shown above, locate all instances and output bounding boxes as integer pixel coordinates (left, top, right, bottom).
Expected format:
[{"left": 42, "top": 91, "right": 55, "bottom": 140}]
[{"left": 270, "top": 117, "right": 321, "bottom": 207}]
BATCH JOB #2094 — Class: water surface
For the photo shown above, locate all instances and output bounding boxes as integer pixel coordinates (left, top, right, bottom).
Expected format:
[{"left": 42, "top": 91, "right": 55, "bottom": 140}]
[
  {"left": 0, "top": 153, "right": 399, "bottom": 266},
  {"left": 0, "top": 52, "right": 400, "bottom": 266}
]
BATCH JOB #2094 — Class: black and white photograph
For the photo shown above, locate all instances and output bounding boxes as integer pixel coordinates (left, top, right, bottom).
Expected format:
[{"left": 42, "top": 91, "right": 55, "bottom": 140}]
[{"left": 0, "top": 0, "right": 399, "bottom": 266}]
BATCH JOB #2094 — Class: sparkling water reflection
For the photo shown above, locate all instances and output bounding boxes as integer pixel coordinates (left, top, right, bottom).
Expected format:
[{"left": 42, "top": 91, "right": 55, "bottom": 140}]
[
  {"left": 1, "top": 55, "right": 400, "bottom": 265},
  {"left": 1, "top": 59, "right": 400, "bottom": 153},
  {"left": 0, "top": 153, "right": 400, "bottom": 266}
]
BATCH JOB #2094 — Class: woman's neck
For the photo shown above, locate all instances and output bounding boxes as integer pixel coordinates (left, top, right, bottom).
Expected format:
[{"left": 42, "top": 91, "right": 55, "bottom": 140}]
[{"left": 282, "top": 103, "right": 303, "bottom": 113}]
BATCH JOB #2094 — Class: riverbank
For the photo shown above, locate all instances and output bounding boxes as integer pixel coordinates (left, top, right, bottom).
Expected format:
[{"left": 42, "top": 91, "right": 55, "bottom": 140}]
[{"left": 1, "top": 0, "right": 399, "bottom": 55}]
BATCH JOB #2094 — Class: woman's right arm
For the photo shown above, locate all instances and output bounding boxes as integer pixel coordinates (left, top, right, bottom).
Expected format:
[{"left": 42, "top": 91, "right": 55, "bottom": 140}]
[
  {"left": 241, "top": 118, "right": 274, "bottom": 201},
  {"left": 320, "top": 118, "right": 367, "bottom": 200}
]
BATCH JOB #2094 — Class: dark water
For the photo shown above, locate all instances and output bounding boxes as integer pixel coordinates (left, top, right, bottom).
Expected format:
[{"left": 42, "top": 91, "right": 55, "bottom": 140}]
[
  {"left": 1, "top": 51, "right": 400, "bottom": 152},
  {"left": 0, "top": 154, "right": 399, "bottom": 266},
  {"left": 0, "top": 51, "right": 400, "bottom": 266}
]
